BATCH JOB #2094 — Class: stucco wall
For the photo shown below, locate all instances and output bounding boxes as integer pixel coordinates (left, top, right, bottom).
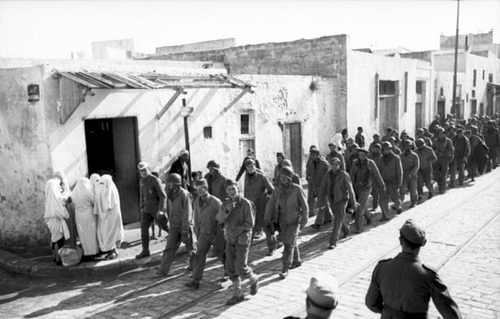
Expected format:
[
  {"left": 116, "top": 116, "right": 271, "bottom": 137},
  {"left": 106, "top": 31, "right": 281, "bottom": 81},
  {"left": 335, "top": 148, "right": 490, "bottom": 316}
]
[
  {"left": 347, "top": 51, "right": 432, "bottom": 143},
  {"left": 0, "top": 59, "right": 338, "bottom": 247},
  {"left": 0, "top": 66, "right": 54, "bottom": 247}
]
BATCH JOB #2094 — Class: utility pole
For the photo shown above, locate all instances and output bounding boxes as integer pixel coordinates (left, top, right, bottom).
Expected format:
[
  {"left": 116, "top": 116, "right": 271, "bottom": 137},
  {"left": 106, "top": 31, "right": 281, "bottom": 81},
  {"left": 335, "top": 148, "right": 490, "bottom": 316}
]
[
  {"left": 182, "top": 98, "right": 192, "bottom": 191},
  {"left": 452, "top": 0, "right": 460, "bottom": 117}
]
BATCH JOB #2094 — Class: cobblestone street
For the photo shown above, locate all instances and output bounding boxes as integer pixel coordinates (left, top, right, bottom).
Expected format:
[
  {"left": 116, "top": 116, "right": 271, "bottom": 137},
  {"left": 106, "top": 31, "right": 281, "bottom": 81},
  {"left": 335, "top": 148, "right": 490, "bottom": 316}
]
[{"left": 1, "top": 168, "right": 500, "bottom": 319}]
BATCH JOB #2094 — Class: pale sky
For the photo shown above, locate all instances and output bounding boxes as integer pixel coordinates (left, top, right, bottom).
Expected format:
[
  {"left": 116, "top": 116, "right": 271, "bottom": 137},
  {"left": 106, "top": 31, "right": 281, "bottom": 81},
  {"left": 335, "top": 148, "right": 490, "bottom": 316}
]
[{"left": 0, "top": 0, "right": 499, "bottom": 59}]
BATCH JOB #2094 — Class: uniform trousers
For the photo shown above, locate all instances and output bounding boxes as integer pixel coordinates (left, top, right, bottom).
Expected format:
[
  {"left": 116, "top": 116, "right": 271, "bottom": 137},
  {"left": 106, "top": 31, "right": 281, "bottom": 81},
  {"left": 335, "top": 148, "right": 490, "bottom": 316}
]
[
  {"left": 400, "top": 173, "right": 418, "bottom": 205},
  {"left": 380, "top": 180, "right": 401, "bottom": 219},
  {"left": 449, "top": 158, "right": 466, "bottom": 186},
  {"left": 192, "top": 233, "right": 224, "bottom": 283},
  {"left": 434, "top": 157, "right": 450, "bottom": 192},
  {"left": 330, "top": 201, "right": 349, "bottom": 246},
  {"left": 226, "top": 238, "right": 254, "bottom": 282},
  {"left": 354, "top": 187, "right": 372, "bottom": 231},
  {"left": 279, "top": 221, "right": 300, "bottom": 269},
  {"left": 308, "top": 185, "right": 332, "bottom": 222},
  {"left": 488, "top": 146, "right": 499, "bottom": 170},
  {"left": 158, "top": 226, "right": 195, "bottom": 275},
  {"left": 140, "top": 211, "right": 156, "bottom": 252},
  {"left": 417, "top": 167, "right": 434, "bottom": 195},
  {"left": 371, "top": 184, "right": 379, "bottom": 210}
]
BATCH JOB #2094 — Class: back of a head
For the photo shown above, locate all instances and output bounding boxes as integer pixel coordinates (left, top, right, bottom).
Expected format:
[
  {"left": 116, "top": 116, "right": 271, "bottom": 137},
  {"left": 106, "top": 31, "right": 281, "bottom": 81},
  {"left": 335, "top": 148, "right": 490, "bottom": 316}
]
[{"left": 306, "top": 272, "right": 339, "bottom": 318}]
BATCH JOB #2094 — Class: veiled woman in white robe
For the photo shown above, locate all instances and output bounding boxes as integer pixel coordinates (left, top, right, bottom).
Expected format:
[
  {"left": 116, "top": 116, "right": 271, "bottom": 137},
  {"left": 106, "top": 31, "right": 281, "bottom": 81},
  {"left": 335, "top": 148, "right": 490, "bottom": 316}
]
[
  {"left": 94, "top": 174, "right": 124, "bottom": 258},
  {"left": 44, "top": 179, "right": 70, "bottom": 263},
  {"left": 72, "top": 177, "right": 99, "bottom": 256}
]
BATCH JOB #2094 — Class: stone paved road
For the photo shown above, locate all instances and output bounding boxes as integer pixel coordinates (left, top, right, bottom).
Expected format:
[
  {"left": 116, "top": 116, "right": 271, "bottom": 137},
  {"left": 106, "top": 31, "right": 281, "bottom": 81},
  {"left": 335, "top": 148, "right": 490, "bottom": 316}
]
[{"left": 1, "top": 168, "right": 499, "bottom": 319}]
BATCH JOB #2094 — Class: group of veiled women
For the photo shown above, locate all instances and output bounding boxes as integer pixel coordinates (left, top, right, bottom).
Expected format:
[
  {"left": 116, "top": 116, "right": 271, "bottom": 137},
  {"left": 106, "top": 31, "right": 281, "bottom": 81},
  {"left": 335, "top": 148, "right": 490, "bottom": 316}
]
[{"left": 44, "top": 172, "right": 124, "bottom": 265}]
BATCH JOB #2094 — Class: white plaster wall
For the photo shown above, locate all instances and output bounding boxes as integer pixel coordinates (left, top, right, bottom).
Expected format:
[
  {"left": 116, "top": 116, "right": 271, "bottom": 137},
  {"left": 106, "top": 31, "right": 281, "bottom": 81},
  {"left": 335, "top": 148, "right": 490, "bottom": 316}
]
[{"left": 347, "top": 51, "right": 431, "bottom": 145}]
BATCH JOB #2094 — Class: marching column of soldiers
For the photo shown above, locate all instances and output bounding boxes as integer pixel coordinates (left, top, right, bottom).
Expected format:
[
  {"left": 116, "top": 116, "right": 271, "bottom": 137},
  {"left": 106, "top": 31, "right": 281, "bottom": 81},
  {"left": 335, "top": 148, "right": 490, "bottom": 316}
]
[{"left": 134, "top": 112, "right": 499, "bottom": 316}]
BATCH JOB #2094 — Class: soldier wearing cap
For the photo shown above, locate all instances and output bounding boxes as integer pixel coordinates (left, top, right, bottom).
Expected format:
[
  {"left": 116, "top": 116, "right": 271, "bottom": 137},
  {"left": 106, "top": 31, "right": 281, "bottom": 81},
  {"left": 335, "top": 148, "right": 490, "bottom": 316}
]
[
  {"left": 136, "top": 162, "right": 167, "bottom": 260},
  {"left": 307, "top": 146, "right": 332, "bottom": 228},
  {"left": 415, "top": 138, "right": 437, "bottom": 202},
  {"left": 265, "top": 166, "right": 308, "bottom": 278},
  {"left": 433, "top": 128, "right": 455, "bottom": 194},
  {"left": 185, "top": 179, "right": 224, "bottom": 289},
  {"left": 156, "top": 173, "right": 195, "bottom": 277},
  {"left": 273, "top": 152, "right": 287, "bottom": 187},
  {"left": 317, "top": 157, "right": 356, "bottom": 249},
  {"left": 284, "top": 272, "right": 339, "bottom": 319},
  {"left": 169, "top": 150, "right": 190, "bottom": 190},
  {"left": 399, "top": 140, "right": 420, "bottom": 208},
  {"left": 366, "top": 219, "right": 462, "bottom": 319},
  {"left": 243, "top": 158, "right": 274, "bottom": 248},
  {"left": 326, "top": 142, "right": 346, "bottom": 171},
  {"left": 216, "top": 179, "right": 259, "bottom": 305},
  {"left": 350, "top": 147, "right": 385, "bottom": 233},
  {"left": 377, "top": 141, "right": 403, "bottom": 218}
]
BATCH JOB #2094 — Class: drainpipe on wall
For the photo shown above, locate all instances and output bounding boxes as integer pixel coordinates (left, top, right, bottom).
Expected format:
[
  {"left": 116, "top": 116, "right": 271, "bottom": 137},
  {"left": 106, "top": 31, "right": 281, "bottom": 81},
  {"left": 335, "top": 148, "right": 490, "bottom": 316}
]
[{"left": 451, "top": 0, "right": 460, "bottom": 116}]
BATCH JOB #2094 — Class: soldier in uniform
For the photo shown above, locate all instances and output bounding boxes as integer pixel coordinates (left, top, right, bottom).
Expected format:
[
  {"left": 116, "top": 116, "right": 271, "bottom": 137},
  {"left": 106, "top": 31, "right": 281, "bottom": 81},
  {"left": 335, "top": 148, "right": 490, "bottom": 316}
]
[
  {"left": 136, "top": 162, "right": 167, "bottom": 260},
  {"left": 317, "top": 158, "right": 356, "bottom": 249},
  {"left": 265, "top": 166, "right": 308, "bottom": 279},
  {"left": 365, "top": 219, "right": 462, "bottom": 319},
  {"left": 377, "top": 142, "right": 403, "bottom": 218},
  {"left": 273, "top": 152, "right": 286, "bottom": 187},
  {"left": 326, "top": 142, "right": 346, "bottom": 171},
  {"left": 433, "top": 128, "right": 455, "bottom": 194},
  {"left": 216, "top": 179, "right": 259, "bottom": 305},
  {"left": 415, "top": 139, "right": 437, "bottom": 202},
  {"left": 185, "top": 179, "right": 223, "bottom": 289},
  {"left": 399, "top": 140, "right": 420, "bottom": 208},
  {"left": 307, "top": 146, "right": 331, "bottom": 227},
  {"left": 156, "top": 173, "right": 195, "bottom": 277}
]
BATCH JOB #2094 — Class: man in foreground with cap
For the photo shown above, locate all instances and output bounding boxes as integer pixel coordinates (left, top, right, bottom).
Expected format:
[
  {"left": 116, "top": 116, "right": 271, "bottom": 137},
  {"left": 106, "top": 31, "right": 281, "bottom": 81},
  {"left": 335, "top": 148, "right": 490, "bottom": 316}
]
[
  {"left": 318, "top": 157, "right": 356, "bottom": 249},
  {"left": 265, "top": 166, "right": 308, "bottom": 279},
  {"left": 351, "top": 148, "right": 385, "bottom": 233},
  {"left": 284, "top": 272, "right": 339, "bottom": 319},
  {"left": 156, "top": 173, "right": 195, "bottom": 277},
  {"left": 185, "top": 179, "right": 224, "bottom": 289},
  {"left": 399, "top": 140, "right": 420, "bottom": 208},
  {"left": 216, "top": 179, "right": 259, "bottom": 305},
  {"left": 243, "top": 158, "right": 274, "bottom": 245},
  {"left": 169, "top": 150, "right": 190, "bottom": 190},
  {"left": 365, "top": 219, "right": 462, "bottom": 319},
  {"left": 136, "top": 162, "right": 167, "bottom": 259}
]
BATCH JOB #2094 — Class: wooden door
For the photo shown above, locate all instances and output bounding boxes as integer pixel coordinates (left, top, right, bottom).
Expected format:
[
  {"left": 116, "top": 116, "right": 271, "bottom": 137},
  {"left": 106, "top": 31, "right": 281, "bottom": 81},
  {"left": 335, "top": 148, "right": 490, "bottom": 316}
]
[
  {"left": 379, "top": 96, "right": 398, "bottom": 134},
  {"left": 112, "top": 117, "right": 140, "bottom": 224}
]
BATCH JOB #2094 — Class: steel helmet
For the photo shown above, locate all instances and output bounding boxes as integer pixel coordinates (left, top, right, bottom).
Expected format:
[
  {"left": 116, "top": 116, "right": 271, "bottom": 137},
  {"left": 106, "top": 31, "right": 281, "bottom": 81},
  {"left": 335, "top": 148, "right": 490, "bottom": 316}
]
[
  {"left": 206, "top": 160, "right": 220, "bottom": 169},
  {"left": 280, "top": 166, "right": 294, "bottom": 180},
  {"left": 167, "top": 173, "right": 182, "bottom": 185}
]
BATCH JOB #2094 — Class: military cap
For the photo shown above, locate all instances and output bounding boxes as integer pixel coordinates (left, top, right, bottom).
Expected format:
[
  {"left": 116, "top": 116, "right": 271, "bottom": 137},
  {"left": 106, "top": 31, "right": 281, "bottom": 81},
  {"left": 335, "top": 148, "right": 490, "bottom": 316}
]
[
  {"left": 381, "top": 141, "right": 392, "bottom": 149},
  {"left": 206, "top": 160, "right": 220, "bottom": 169},
  {"left": 330, "top": 157, "right": 341, "bottom": 165},
  {"left": 225, "top": 179, "right": 238, "bottom": 188},
  {"left": 306, "top": 272, "right": 339, "bottom": 310},
  {"left": 357, "top": 147, "right": 369, "bottom": 153},
  {"left": 137, "top": 162, "right": 149, "bottom": 170},
  {"left": 309, "top": 146, "right": 320, "bottom": 154},
  {"left": 245, "top": 158, "right": 256, "bottom": 167},
  {"left": 400, "top": 219, "right": 427, "bottom": 246},
  {"left": 194, "top": 179, "right": 208, "bottom": 188},
  {"left": 280, "top": 166, "right": 294, "bottom": 180}
]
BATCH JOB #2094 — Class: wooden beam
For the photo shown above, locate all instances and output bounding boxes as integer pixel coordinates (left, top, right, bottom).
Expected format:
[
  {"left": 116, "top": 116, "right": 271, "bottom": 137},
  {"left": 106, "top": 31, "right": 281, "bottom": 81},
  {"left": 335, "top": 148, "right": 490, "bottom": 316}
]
[
  {"left": 220, "top": 87, "right": 252, "bottom": 115},
  {"left": 157, "top": 89, "right": 185, "bottom": 119}
]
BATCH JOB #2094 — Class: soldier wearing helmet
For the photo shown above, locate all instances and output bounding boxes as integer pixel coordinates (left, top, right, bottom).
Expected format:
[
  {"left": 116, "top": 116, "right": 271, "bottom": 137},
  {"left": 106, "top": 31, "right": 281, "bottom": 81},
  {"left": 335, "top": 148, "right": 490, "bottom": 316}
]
[
  {"left": 399, "top": 140, "right": 420, "bottom": 208},
  {"left": 377, "top": 141, "right": 403, "bottom": 218},
  {"left": 265, "top": 166, "right": 308, "bottom": 278},
  {"left": 156, "top": 173, "right": 195, "bottom": 277},
  {"left": 415, "top": 138, "right": 437, "bottom": 202},
  {"left": 204, "top": 160, "right": 227, "bottom": 201},
  {"left": 366, "top": 219, "right": 461, "bottom": 318},
  {"left": 432, "top": 128, "right": 455, "bottom": 194}
]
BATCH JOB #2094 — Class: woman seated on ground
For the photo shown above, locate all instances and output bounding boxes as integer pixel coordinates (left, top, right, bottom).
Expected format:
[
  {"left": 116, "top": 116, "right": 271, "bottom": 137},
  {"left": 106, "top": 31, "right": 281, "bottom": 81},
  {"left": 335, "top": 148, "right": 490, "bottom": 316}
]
[
  {"left": 44, "top": 178, "right": 71, "bottom": 265},
  {"left": 72, "top": 175, "right": 100, "bottom": 259},
  {"left": 94, "top": 174, "right": 124, "bottom": 260}
]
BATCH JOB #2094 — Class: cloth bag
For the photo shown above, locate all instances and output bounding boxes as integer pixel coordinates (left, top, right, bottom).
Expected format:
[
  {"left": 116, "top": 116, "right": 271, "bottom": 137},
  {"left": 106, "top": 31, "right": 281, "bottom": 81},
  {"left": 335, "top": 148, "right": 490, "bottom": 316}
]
[{"left": 58, "top": 245, "right": 83, "bottom": 267}]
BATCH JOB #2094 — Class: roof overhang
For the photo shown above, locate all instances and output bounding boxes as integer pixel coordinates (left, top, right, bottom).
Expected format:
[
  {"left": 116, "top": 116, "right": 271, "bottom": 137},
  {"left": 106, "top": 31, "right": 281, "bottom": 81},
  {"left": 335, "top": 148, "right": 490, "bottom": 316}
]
[{"left": 55, "top": 71, "right": 255, "bottom": 124}]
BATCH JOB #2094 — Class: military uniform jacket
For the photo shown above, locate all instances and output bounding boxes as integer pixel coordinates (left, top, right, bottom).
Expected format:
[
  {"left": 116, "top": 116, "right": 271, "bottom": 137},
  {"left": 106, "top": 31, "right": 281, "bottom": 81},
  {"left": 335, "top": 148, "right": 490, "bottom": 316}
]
[
  {"left": 167, "top": 187, "right": 193, "bottom": 233},
  {"left": 244, "top": 171, "right": 274, "bottom": 212},
  {"left": 265, "top": 183, "right": 308, "bottom": 228},
  {"left": 193, "top": 194, "right": 222, "bottom": 238},
  {"left": 365, "top": 252, "right": 462, "bottom": 319},
  {"left": 204, "top": 171, "right": 227, "bottom": 201},
  {"left": 400, "top": 151, "right": 420, "bottom": 176},
  {"left": 377, "top": 152, "right": 403, "bottom": 186},
  {"left": 318, "top": 170, "right": 356, "bottom": 207},
  {"left": 216, "top": 195, "right": 255, "bottom": 245},
  {"left": 416, "top": 146, "right": 437, "bottom": 170},
  {"left": 433, "top": 137, "right": 455, "bottom": 160},
  {"left": 140, "top": 175, "right": 167, "bottom": 214},
  {"left": 351, "top": 158, "right": 385, "bottom": 191},
  {"left": 326, "top": 150, "right": 346, "bottom": 171},
  {"left": 306, "top": 157, "right": 331, "bottom": 187}
]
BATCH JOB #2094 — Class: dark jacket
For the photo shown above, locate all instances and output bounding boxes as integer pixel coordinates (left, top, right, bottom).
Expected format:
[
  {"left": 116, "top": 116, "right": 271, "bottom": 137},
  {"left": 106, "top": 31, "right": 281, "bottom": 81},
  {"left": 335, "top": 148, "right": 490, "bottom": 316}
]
[
  {"left": 236, "top": 156, "right": 261, "bottom": 181},
  {"left": 400, "top": 151, "right": 420, "bottom": 176},
  {"left": 204, "top": 170, "right": 228, "bottom": 201},
  {"left": 416, "top": 146, "right": 437, "bottom": 170},
  {"left": 433, "top": 137, "right": 455, "bottom": 160},
  {"left": 265, "top": 183, "right": 308, "bottom": 228},
  {"left": 306, "top": 157, "right": 331, "bottom": 187},
  {"left": 350, "top": 158, "right": 385, "bottom": 191},
  {"left": 326, "top": 150, "right": 346, "bottom": 171},
  {"left": 193, "top": 194, "right": 222, "bottom": 238},
  {"left": 244, "top": 171, "right": 274, "bottom": 213},
  {"left": 170, "top": 159, "right": 189, "bottom": 189},
  {"left": 377, "top": 152, "right": 403, "bottom": 186},
  {"left": 216, "top": 195, "right": 254, "bottom": 245},
  {"left": 167, "top": 187, "right": 193, "bottom": 233},
  {"left": 318, "top": 169, "right": 356, "bottom": 206},
  {"left": 366, "top": 252, "right": 462, "bottom": 319},
  {"left": 140, "top": 174, "right": 167, "bottom": 214},
  {"left": 484, "top": 127, "right": 500, "bottom": 148},
  {"left": 452, "top": 135, "right": 470, "bottom": 160}
]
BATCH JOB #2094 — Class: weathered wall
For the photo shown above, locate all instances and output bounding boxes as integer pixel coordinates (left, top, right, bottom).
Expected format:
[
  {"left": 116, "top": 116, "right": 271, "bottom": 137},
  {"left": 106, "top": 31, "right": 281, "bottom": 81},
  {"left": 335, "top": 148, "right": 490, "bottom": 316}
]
[
  {"left": 0, "top": 66, "right": 54, "bottom": 247},
  {"left": 347, "top": 51, "right": 432, "bottom": 143},
  {"left": 145, "top": 35, "right": 349, "bottom": 77},
  {"left": 156, "top": 38, "right": 236, "bottom": 55},
  {"left": 0, "top": 59, "right": 338, "bottom": 247},
  {"left": 92, "top": 38, "right": 135, "bottom": 60},
  {"left": 434, "top": 51, "right": 467, "bottom": 73}
]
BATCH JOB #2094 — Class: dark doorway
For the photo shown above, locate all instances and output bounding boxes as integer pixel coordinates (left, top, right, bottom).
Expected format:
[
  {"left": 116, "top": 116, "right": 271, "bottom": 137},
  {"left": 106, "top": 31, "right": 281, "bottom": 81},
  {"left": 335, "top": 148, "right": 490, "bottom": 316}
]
[
  {"left": 415, "top": 81, "right": 426, "bottom": 130},
  {"left": 284, "top": 123, "right": 303, "bottom": 177},
  {"left": 379, "top": 96, "right": 399, "bottom": 134},
  {"left": 84, "top": 117, "right": 140, "bottom": 224}
]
